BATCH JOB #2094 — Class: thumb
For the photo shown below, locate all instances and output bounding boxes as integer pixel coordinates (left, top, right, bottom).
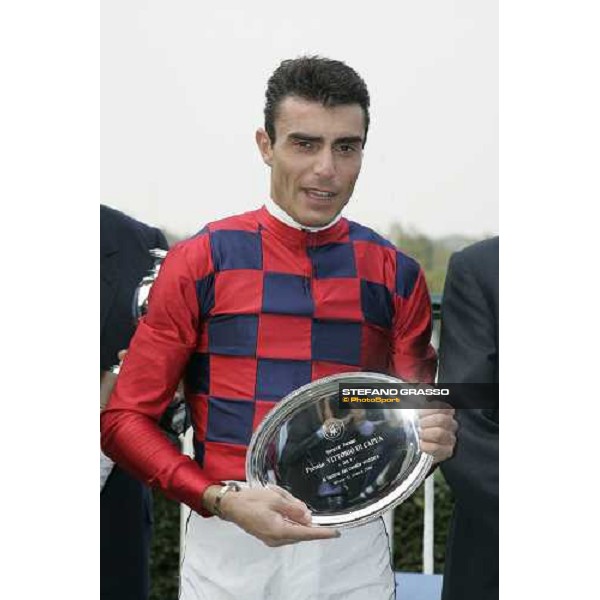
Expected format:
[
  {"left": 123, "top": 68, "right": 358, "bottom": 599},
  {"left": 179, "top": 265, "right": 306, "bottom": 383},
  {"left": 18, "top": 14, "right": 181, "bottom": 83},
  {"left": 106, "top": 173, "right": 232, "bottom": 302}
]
[{"left": 277, "top": 499, "right": 312, "bottom": 526}]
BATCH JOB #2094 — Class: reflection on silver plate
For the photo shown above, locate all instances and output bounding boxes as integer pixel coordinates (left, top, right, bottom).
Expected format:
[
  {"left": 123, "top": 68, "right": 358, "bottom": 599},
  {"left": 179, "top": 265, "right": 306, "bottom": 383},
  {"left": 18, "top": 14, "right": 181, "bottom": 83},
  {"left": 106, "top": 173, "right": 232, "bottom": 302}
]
[
  {"left": 132, "top": 248, "right": 168, "bottom": 322},
  {"left": 246, "top": 372, "right": 433, "bottom": 528}
]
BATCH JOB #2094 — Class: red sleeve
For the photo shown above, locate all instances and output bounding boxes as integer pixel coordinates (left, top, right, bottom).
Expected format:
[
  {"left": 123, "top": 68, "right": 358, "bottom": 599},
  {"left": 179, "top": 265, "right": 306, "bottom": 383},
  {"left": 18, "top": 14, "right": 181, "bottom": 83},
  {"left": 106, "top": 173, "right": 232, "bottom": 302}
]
[
  {"left": 100, "top": 237, "right": 217, "bottom": 513},
  {"left": 390, "top": 268, "right": 437, "bottom": 384}
]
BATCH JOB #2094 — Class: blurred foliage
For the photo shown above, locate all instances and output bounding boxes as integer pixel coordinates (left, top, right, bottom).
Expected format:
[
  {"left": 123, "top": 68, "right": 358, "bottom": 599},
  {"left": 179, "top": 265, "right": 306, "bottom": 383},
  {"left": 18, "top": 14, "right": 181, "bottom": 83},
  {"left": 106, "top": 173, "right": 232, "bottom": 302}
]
[
  {"left": 149, "top": 491, "right": 180, "bottom": 600},
  {"left": 387, "top": 223, "right": 479, "bottom": 296},
  {"left": 393, "top": 469, "right": 455, "bottom": 573}
]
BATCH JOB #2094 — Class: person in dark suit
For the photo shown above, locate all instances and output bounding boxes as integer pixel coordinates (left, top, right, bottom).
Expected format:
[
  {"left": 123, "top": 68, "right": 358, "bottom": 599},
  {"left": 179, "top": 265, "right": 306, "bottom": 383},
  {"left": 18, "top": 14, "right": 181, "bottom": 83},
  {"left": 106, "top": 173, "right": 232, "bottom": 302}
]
[
  {"left": 100, "top": 204, "right": 168, "bottom": 600},
  {"left": 438, "top": 236, "right": 499, "bottom": 600}
]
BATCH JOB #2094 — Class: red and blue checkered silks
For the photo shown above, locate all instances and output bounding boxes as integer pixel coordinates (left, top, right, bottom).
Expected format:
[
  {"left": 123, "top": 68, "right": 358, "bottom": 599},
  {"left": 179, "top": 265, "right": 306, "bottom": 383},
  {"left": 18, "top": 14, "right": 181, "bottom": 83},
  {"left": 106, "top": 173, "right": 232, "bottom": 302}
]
[{"left": 101, "top": 207, "right": 436, "bottom": 513}]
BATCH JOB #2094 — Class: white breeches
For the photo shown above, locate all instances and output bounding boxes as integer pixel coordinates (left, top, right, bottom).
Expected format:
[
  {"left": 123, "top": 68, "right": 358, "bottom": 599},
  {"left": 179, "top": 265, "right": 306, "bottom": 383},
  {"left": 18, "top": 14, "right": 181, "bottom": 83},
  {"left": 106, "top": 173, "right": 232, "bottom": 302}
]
[{"left": 180, "top": 513, "right": 395, "bottom": 600}]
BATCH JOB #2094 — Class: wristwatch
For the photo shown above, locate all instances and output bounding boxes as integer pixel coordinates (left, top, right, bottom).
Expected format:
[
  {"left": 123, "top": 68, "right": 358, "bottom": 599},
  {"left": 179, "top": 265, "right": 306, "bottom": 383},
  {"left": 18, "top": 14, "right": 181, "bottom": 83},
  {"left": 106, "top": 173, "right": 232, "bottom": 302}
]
[{"left": 213, "top": 482, "right": 241, "bottom": 519}]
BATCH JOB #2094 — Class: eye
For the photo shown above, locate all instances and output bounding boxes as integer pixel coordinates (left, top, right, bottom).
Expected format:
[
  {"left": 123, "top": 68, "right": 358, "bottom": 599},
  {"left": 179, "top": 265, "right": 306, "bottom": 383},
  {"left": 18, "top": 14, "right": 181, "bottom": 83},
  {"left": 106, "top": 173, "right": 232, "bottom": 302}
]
[
  {"left": 336, "top": 143, "right": 359, "bottom": 154},
  {"left": 293, "top": 139, "right": 314, "bottom": 151}
]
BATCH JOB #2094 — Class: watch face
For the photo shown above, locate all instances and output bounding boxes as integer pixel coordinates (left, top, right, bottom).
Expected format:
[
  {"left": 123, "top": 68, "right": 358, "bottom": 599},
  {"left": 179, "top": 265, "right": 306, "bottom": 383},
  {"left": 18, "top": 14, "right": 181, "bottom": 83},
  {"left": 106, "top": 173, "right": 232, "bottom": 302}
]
[{"left": 246, "top": 372, "right": 433, "bottom": 528}]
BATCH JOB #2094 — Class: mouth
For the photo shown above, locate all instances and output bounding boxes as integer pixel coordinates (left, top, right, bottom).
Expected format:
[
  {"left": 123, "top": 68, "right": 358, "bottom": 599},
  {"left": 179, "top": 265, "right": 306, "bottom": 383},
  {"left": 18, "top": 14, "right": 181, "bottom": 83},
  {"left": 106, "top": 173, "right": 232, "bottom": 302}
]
[{"left": 302, "top": 188, "right": 337, "bottom": 201}]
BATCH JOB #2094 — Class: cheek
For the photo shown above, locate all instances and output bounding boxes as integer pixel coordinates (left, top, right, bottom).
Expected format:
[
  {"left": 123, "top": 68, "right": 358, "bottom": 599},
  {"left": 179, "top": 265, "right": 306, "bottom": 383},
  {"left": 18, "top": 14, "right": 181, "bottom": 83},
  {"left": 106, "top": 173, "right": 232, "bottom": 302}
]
[
  {"left": 342, "top": 164, "right": 361, "bottom": 190},
  {"left": 271, "top": 162, "right": 291, "bottom": 190},
  {"left": 281, "top": 161, "right": 307, "bottom": 188}
]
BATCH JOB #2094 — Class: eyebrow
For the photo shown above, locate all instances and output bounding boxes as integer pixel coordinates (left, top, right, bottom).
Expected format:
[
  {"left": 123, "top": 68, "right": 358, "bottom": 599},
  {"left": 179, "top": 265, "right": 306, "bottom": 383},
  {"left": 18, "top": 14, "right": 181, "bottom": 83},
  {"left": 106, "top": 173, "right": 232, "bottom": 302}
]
[
  {"left": 288, "top": 133, "right": 364, "bottom": 145},
  {"left": 335, "top": 136, "right": 364, "bottom": 145}
]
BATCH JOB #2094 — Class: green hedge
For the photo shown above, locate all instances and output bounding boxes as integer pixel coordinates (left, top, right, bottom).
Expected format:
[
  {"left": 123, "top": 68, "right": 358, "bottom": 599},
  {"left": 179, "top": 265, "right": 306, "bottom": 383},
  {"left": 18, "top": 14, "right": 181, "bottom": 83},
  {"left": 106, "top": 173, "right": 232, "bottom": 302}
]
[
  {"left": 393, "top": 468, "right": 454, "bottom": 573},
  {"left": 149, "top": 471, "right": 454, "bottom": 599},
  {"left": 149, "top": 491, "right": 180, "bottom": 600}
]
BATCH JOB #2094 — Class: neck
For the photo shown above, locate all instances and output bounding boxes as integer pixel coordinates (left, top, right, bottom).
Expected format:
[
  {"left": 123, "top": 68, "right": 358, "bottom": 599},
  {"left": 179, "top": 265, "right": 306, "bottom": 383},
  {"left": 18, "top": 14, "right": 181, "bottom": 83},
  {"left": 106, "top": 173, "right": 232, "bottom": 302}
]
[{"left": 265, "top": 196, "right": 342, "bottom": 232}]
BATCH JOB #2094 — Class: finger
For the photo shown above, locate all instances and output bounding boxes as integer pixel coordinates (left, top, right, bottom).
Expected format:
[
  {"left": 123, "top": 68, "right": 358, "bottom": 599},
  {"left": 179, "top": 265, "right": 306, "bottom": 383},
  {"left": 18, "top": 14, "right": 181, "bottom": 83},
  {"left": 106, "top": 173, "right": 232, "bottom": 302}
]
[
  {"left": 277, "top": 521, "right": 341, "bottom": 542},
  {"left": 420, "top": 441, "right": 453, "bottom": 462},
  {"left": 418, "top": 405, "right": 455, "bottom": 417},
  {"left": 268, "top": 485, "right": 306, "bottom": 506},
  {"left": 268, "top": 486, "right": 311, "bottom": 515},
  {"left": 419, "top": 426, "right": 456, "bottom": 446},
  {"left": 419, "top": 413, "right": 458, "bottom": 433},
  {"left": 264, "top": 536, "right": 307, "bottom": 548},
  {"left": 117, "top": 349, "right": 128, "bottom": 362},
  {"left": 278, "top": 500, "right": 312, "bottom": 525},
  {"left": 264, "top": 538, "right": 299, "bottom": 548}
]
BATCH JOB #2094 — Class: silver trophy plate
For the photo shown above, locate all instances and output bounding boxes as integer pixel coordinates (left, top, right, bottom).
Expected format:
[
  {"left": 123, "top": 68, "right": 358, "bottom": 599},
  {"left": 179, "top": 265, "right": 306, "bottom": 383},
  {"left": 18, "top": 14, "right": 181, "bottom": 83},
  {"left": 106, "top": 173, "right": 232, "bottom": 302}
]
[
  {"left": 110, "top": 248, "right": 167, "bottom": 376},
  {"left": 246, "top": 372, "right": 433, "bottom": 528},
  {"left": 132, "top": 248, "right": 168, "bottom": 322}
]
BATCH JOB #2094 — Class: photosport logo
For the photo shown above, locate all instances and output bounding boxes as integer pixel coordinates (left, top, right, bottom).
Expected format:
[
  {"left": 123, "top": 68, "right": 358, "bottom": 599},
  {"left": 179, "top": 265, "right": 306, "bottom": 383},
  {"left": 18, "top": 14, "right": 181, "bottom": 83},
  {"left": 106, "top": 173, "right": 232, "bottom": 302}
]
[{"left": 322, "top": 418, "right": 345, "bottom": 441}]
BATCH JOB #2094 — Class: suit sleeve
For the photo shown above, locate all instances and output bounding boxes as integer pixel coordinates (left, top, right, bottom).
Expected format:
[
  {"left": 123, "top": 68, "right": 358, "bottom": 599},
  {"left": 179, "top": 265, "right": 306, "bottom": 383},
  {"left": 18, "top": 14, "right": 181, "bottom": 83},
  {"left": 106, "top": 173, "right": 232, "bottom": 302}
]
[
  {"left": 390, "top": 267, "right": 437, "bottom": 384},
  {"left": 101, "top": 239, "right": 217, "bottom": 513},
  {"left": 152, "top": 227, "right": 169, "bottom": 252},
  {"left": 438, "top": 251, "right": 496, "bottom": 384},
  {"left": 439, "top": 251, "right": 498, "bottom": 533}
]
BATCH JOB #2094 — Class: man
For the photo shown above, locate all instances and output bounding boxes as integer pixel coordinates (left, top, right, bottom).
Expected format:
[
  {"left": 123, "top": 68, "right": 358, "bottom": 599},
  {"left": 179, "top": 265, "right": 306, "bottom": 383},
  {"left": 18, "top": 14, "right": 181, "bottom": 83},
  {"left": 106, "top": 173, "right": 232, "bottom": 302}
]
[
  {"left": 100, "top": 204, "right": 168, "bottom": 600},
  {"left": 102, "top": 56, "right": 457, "bottom": 600},
  {"left": 438, "top": 237, "right": 499, "bottom": 600}
]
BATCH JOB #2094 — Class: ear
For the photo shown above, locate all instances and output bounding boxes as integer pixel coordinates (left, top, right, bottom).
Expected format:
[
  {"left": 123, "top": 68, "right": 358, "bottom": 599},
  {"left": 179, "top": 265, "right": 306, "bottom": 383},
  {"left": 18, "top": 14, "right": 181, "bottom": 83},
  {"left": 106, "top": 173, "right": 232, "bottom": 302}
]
[{"left": 255, "top": 128, "right": 273, "bottom": 166}]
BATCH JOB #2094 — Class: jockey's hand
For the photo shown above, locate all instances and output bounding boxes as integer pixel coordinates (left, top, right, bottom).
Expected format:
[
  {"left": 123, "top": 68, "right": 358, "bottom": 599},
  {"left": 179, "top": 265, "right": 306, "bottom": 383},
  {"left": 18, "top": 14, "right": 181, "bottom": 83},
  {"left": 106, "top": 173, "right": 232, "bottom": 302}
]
[{"left": 202, "top": 485, "right": 340, "bottom": 547}]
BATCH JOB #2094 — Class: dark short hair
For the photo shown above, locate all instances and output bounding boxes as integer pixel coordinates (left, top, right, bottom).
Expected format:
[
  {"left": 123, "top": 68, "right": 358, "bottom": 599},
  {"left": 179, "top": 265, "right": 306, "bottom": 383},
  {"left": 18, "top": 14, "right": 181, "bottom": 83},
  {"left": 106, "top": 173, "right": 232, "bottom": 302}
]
[{"left": 264, "top": 56, "right": 371, "bottom": 147}]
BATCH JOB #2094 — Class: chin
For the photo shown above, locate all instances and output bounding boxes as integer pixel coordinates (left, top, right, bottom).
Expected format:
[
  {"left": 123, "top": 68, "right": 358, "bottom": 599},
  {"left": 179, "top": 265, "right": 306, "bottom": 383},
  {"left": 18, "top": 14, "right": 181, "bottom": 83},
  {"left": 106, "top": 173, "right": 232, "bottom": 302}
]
[
  {"left": 297, "top": 207, "right": 340, "bottom": 228},
  {"left": 298, "top": 214, "right": 334, "bottom": 228}
]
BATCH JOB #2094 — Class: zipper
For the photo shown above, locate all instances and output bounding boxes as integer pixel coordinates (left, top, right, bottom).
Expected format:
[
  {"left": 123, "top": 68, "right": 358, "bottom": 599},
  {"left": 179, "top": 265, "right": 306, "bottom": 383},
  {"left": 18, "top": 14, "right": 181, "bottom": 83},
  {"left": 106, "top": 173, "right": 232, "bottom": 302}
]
[{"left": 305, "top": 232, "right": 316, "bottom": 295}]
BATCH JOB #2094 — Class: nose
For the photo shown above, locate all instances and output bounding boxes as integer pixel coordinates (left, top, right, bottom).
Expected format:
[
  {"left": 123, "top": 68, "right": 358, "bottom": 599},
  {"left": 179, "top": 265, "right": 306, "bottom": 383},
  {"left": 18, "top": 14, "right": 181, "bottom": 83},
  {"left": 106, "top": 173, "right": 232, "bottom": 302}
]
[{"left": 313, "top": 148, "right": 335, "bottom": 179}]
